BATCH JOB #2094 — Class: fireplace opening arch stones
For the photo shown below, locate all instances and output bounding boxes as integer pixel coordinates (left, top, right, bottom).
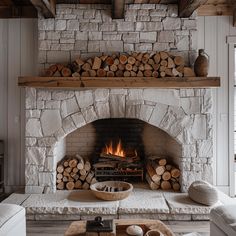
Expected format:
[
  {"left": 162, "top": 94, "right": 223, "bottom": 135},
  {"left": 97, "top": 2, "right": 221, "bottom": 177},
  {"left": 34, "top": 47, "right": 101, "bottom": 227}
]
[{"left": 25, "top": 87, "right": 213, "bottom": 194}]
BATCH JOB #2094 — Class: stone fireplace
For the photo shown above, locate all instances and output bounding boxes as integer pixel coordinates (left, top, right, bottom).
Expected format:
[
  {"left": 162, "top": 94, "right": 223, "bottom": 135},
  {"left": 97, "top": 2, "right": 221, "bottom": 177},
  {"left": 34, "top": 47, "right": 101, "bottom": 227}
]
[
  {"left": 24, "top": 3, "right": 213, "bottom": 194},
  {"left": 25, "top": 87, "right": 213, "bottom": 193}
]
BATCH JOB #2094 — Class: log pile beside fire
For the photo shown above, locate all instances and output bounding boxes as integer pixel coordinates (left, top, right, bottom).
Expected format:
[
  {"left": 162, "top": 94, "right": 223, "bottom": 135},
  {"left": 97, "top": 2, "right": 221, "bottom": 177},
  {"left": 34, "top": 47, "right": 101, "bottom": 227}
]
[
  {"left": 56, "top": 154, "right": 97, "bottom": 190},
  {"left": 44, "top": 51, "right": 195, "bottom": 78},
  {"left": 146, "top": 157, "right": 181, "bottom": 191}
]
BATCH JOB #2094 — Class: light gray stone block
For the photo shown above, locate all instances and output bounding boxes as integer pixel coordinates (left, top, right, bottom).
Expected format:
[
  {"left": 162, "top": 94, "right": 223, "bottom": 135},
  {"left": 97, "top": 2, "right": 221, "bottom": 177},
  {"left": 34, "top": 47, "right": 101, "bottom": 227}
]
[
  {"left": 149, "top": 103, "right": 168, "bottom": 127},
  {"left": 25, "top": 138, "right": 37, "bottom": 147},
  {"left": 153, "top": 42, "right": 169, "bottom": 51},
  {"left": 158, "top": 31, "right": 174, "bottom": 43},
  {"left": 61, "top": 97, "right": 79, "bottom": 118},
  {"left": 39, "top": 172, "right": 55, "bottom": 187},
  {"left": 75, "top": 90, "right": 93, "bottom": 108},
  {"left": 140, "top": 32, "right": 157, "bottom": 43},
  {"left": 89, "top": 31, "right": 102, "bottom": 40},
  {"left": 94, "top": 89, "right": 109, "bottom": 102},
  {"left": 110, "top": 94, "right": 125, "bottom": 118},
  {"left": 55, "top": 20, "right": 67, "bottom": 30},
  {"left": 26, "top": 88, "right": 36, "bottom": 109},
  {"left": 47, "top": 51, "right": 70, "bottom": 64},
  {"left": 26, "top": 110, "right": 41, "bottom": 119},
  {"left": 95, "top": 102, "right": 110, "bottom": 119},
  {"left": 103, "top": 33, "right": 122, "bottom": 41},
  {"left": 25, "top": 165, "right": 39, "bottom": 185},
  {"left": 38, "top": 137, "right": 56, "bottom": 147},
  {"left": 124, "top": 43, "right": 134, "bottom": 51},
  {"left": 37, "top": 90, "right": 52, "bottom": 100},
  {"left": 80, "top": 22, "right": 98, "bottom": 31},
  {"left": 67, "top": 20, "right": 80, "bottom": 30},
  {"left": 139, "top": 104, "right": 154, "bottom": 122},
  {"left": 138, "top": 9, "right": 149, "bottom": 16},
  {"left": 117, "top": 22, "right": 134, "bottom": 31},
  {"left": 149, "top": 9, "right": 166, "bottom": 17},
  {"left": 183, "top": 19, "right": 197, "bottom": 30},
  {"left": 75, "top": 40, "right": 88, "bottom": 51},
  {"left": 197, "top": 140, "right": 213, "bottom": 158},
  {"left": 167, "top": 4, "right": 178, "bottom": 17},
  {"left": 191, "top": 114, "right": 207, "bottom": 139},
  {"left": 163, "top": 17, "right": 181, "bottom": 30},
  {"left": 88, "top": 41, "right": 100, "bottom": 52},
  {"left": 38, "top": 19, "right": 54, "bottom": 31},
  {"left": 100, "top": 23, "right": 116, "bottom": 31},
  {"left": 123, "top": 32, "right": 139, "bottom": 43},
  {"left": 81, "top": 106, "right": 97, "bottom": 123},
  {"left": 41, "top": 110, "right": 62, "bottom": 136},
  {"left": 136, "top": 22, "right": 162, "bottom": 31},
  {"left": 100, "top": 41, "right": 123, "bottom": 52},
  {"left": 26, "top": 119, "right": 43, "bottom": 137},
  {"left": 176, "top": 35, "right": 189, "bottom": 51},
  {"left": 45, "top": 101, "right": 61, "bottom": 109},
  {"left": 76, "top": 31, "right": 88, "bottom": 40},
  {"left": 25, "top": 186, "right": 44, "bottom": 194},
  {"left": 62, "top": 116, "right": 76, "bottom": 134},
  {"left": 135, "top": 43, "right": 152, "bottom": 51},
  {"left": 182, "top": 144, "right": 196, "bottom": 158},
  {"left": 52, "top": 91, "right": 74, "bottom": 100},
  {"left": 25, "top": 147, "right": 46, "bottom": 166},
  {"left": 71, "top": 112, "right": 86, "bottom": 128},
  {"left": 181, "top": 97, "right": 201, "bottom": 114}
]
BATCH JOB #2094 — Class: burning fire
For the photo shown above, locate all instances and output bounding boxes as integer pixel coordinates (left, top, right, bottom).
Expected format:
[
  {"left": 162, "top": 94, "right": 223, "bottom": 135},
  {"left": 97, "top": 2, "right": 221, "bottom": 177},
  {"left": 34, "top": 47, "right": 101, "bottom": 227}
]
[{"left": 103, "top": 139, "right": 126, "bottom": 157}]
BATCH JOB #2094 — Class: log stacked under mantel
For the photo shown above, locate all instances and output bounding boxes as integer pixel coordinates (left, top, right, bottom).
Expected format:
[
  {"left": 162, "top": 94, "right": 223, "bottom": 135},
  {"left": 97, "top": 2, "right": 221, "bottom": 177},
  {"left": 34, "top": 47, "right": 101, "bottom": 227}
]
[
  {"left": 146, "top": 157, "right": 181, "bottom": 191},
  {"left": 56, "top": 154, "right": 97, "bottom": 190},
  {"left": 44, "top": 52, "right": 195, "bottom": 78}
]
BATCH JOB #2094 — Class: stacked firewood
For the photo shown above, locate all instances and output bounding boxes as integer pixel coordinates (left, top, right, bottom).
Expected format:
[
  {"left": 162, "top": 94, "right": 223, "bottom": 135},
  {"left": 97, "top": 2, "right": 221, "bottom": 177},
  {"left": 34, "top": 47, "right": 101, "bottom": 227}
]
[
  {"left": 56, "top": 154, "right": 97, "bottom": 190},
  {"left": 146, "top": 158, "right": 181, "bottom": 191},
  {"left": 44, "top": 52, "right": 195, "bottom": 78}
]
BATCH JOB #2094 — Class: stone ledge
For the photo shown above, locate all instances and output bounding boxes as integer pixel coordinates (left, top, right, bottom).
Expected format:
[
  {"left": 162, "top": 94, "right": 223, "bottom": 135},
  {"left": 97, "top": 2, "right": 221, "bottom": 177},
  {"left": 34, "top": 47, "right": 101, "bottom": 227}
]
[{"left": 3, "top": 187, "right": 231, "bottom": 221}]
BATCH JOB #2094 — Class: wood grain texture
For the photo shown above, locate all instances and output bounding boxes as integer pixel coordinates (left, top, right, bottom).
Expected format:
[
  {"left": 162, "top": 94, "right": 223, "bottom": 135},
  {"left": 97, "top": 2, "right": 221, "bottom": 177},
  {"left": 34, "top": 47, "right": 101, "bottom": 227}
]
[
  {"left": 18, "top": 76, "right": 221, "bottom": 88},
  {"left": 30, "top": 0, "right": 55, "bottom": 18},
  {"left": 111, "top": 0, "right": 125, "bottom": 19},
  {"left": 179, "top": 0, "right": 208, "bottom": 17}
]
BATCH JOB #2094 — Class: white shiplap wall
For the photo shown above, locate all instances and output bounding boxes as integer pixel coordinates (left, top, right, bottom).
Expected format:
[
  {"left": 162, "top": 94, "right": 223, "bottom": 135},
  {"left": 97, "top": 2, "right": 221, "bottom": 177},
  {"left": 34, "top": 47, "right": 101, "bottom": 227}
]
[
  {"left": 0, "top": 16, "right": 235, "bottom": 194},
  {"left": 0, "top": 19, "right": 37, "bottom": 192},
  {"left": 198, "top": 16, "right": 236, "bottom": 195}
]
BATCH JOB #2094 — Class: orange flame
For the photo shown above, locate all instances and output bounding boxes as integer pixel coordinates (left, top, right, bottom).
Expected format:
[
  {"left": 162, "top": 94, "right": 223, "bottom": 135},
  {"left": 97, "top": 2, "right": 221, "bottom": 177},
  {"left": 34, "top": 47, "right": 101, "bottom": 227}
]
[{"left": 103, "top": 139, "right": 126, "bottom": 157}]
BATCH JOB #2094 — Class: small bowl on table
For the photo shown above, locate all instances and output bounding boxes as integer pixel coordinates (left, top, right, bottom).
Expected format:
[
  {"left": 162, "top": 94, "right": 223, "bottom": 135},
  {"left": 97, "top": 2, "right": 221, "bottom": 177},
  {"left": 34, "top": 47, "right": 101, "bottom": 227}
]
[{"left": 90, "top": 181, "right": 133, "bottom": 201}]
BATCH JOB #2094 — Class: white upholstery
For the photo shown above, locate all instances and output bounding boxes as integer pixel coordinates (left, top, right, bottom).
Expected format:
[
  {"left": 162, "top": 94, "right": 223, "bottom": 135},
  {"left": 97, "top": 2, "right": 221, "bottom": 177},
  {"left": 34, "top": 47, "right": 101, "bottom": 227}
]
[
  {"left": 0, "top": 203, "right": 26, "bottom": 236},
  {"left": 210, "top": 205, "right": 236, "bottom": 236}
]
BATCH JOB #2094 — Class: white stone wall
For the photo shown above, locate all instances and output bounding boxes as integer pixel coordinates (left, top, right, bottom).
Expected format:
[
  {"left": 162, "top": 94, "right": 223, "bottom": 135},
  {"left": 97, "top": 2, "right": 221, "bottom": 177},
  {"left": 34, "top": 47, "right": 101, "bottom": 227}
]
[
  {"left": 25, "top": 88, "right": 213, "bottom": 193},
  {"left": 38, "top": 3, "right": 197, "bottom": 73}
]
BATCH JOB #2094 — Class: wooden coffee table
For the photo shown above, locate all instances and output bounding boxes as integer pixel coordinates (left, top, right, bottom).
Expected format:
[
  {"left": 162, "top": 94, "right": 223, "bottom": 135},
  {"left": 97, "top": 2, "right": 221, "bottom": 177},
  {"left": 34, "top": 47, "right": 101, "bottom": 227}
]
[{"left": 64, "top": 219, "right": 174, "bottom": 236}]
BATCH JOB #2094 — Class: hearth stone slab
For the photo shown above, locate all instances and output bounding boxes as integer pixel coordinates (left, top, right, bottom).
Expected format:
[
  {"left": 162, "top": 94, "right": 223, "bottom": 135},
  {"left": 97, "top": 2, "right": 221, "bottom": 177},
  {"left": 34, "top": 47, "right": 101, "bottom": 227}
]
[
  {"left": 22, "top": 191, "right": 119, "bottom": 215},
  {"left": 2, "top": 193, "right": 30, "bottom": 205},
  {"left": 118, "top": 187, "right": 169, "bottom": 214},
  {"left": 118, "top": 214, "right": 191, "bottom": 221},
  {"left": 163, "top": 192, "right": 221, "bottom": 214}
]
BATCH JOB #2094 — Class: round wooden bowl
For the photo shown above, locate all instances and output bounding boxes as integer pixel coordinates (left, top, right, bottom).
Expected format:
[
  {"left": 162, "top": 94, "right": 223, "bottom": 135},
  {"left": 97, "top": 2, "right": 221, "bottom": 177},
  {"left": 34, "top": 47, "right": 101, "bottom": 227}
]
[{"left": 90, "top": 181, "right": 133, "bottom": 201}]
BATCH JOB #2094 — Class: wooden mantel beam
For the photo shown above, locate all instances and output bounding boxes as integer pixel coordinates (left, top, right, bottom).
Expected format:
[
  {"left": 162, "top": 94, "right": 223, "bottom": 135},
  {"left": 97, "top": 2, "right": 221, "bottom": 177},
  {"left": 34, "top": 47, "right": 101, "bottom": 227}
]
[
  {"left": 30, "top": 0, "right": 56, "bottom": 18},
  {"left": 111, "top": 0, "right": 125, "bottom": 19},
  {"left": 178, "top": 0, "right": 208, "bottom": 18},
  {"left": 234, "top": 7, "right": 236, "bottom": 27}
]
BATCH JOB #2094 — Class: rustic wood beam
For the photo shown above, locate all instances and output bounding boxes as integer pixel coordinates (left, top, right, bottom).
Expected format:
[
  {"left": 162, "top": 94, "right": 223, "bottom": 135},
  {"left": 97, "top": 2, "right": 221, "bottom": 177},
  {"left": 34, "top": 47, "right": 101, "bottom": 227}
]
[
  {"left": 197, "top": 4, "right": 233, "bottom": 16},
  {"left": 0, "top": 6, "right": 38, "bottom": 18},
  {"left": 1, "top": 0, "right": 15, "bottom": 6},
  {"left": 234, "top": 7, "right": 236, "bottom": 27},
  {"left": 111, "top": 0, "right": 125, "bottom": 19},
  {"left": 30, "top": 0, "right": 56, "bottom": 18},
  {"left": 178, "top": 0, "right": 208, "bottom": 18}
]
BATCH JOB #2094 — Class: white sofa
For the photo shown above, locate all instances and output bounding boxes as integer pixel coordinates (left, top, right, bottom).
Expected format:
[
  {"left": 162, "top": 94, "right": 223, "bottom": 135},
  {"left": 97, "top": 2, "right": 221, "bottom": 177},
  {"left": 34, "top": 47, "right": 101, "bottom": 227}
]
[
  {"left": 210, "top": 204, "right": 236, "bottom": 236},
  {"left": 0, "top": 204, "right": 26, "bottom": 236}
]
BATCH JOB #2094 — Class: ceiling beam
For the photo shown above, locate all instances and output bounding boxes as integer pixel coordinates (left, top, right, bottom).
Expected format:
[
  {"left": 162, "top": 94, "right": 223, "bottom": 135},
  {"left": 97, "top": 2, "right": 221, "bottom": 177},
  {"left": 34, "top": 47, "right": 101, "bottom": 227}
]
[
  {"left": 197, "top": 4, "right": 233, "bottom": 16},
  {"left": 111, "top": 0, "right": 125, "bottom": 19},
  {"left": 0, "top": 6, "right": 38, "bottom": 18},
  {"left": 30, "top": 0, "right": 56, "bottom": 18},
  {"left": 234, "top": 5, "right": 236, "bottom": 27},
  {"left": 178, "top": 0, "right": 208, "bottom": 18}
]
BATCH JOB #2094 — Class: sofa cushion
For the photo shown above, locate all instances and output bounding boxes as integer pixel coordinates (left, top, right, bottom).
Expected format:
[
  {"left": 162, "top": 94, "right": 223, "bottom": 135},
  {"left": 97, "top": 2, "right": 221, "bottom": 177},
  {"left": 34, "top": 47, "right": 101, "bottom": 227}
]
[
  {"left": 188, "top": 180, "right": 218, "bottom": 206},
  {"left": 0, "top": 204, "right": 25, "bottom": 228},
  {"left": 210, "top": 205, "right": 236, "bottom": 236}
]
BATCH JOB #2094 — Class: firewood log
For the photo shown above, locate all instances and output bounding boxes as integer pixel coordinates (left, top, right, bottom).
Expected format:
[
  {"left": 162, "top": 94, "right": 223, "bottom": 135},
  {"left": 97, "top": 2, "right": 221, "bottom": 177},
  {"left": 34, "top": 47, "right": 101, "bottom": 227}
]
[
  {"left": 75, "top": 180, "right": 82, "bottom": 189},
  {"left": 80, "top": 169, "right": 87, "bottom": 176},
  {"left": 153, "top": 64, "right": 160, "bottom": 71},
  {"left": 89, "top": 70, "right": 97, "bottom": 77},
  {"left": 70, "top": 172, "right": 77, "bottom": 178},
  {"left": 110, "top": 64, "right": 118, "bottom": 72},
  {"left": 152, "top": 71, "right": 159, "bottom": 78},
  {"left": 49, "top": 64, "right": 58, "bottom": 73},
  {"left": 84, "top": 161, "right": 91, "bottom": 172},
  {"left": 63, "top": 171, "right": 70, "bottom": 177},
  {"left": 69, "top": 159, "right": 78, "bottom": 168},
  {"left": 128, "top": 56, "right": 136, "bottom": 65},
  {"left": 91, "top": 178, "right": 97, "bottom": 185},
  {"left": 66, "top": 181, "right": 75, "bottom": 190},
  {"left": 75, "top": 58, "right": 85, "bottom": 66},
  {"left": 72, "top": 167, "right": 79, "bottom": 173},
  {"left": 76, "top": 155, "right": 84, "bottom": 170},
  {"left": 125, "top": 63, "right": 133, "bottom": 71},
  {"left": 132, "top": 65, "right": 138, "bottom": 72},
  {"left": 176, "top": 65, "right": 184, "bottom": 73},
  {"left": 72, "top": 72, "right": 80, "bottom": 77},
  {"left": 167, "top": 57, "right": 175, "bottom": 68},
  {"left": 160, "top": 51, "right": 169, "bottom": 60},
  {"left": 86, "top": 171, "right": 94, "bottom": 183},
  {"left": 171, "top": 168, "right": 181, "bottom": 178},
  {"left": 162, "top": 171, "right": 171, "bottom": 181},
  {"left": 153, "top": 53, "right": 161, "bottom": 64},
  {"left": 144, "top": 70, "right": 152, "bottom": 77},
  {"left": 166, "top": 164, "right": 172, "bottom": 171},
  {"left": 97, "top": 68, "right": 106, "bottom": 77},
  {"left": 160, "top": 60, "right": 168, "bottom": 67},
  {"left": 146, "top": 173, "right": 159, "bottom": 190},
  {"left": 65, "top": 167, "right": 72, "bottom": 173},
  {"left": 131, "top": 71, "right": 137, "bottom": 77},
  {"left": 107, "top": 71, "right": 115, "bottom": 77},
  {"left": 160, "top": 180, "right": 171, "bottom": 190},
  {"left": 124, "top": 71, "right": 131, "bottom": 77},
  {"left": 172, "top": 182, "right": 180, "bottom": 191},
  {"left": 82, "top": 182, "right": 90, "bottom": 190},
  {"left": 159, "top": 65, "right": 166, "bottom": 72},
  {"left": 73, "top": 174, "right": 79, "bottom": 181},
  {"left": 139, "top": 64, "right": 145, "bottom": 71},
  {"left": 159, "top": 159, "right": 167, "bottom": 166},
  {"left": 136, "top": 53, "right": 143, "bottom": 62},
  {"left": 184, "top": 67, "right": 195, "bottom": 77},
  {"left": 135, "top": 60, "right": 141, "bottom": 67},
  {"left": 116, "top": 70, "right": 124, "bottom": 77},
  {"left": 61, "top": 67, "right": 72, "bottom": 77},
  {"left": 119, "top": 54, "right": 128, "bottom": 64},
  {"left": 57, "top": 173, "right": 63, "bottom": 179},
  {"left": 68, "top": 176, "right": 74, "bottom": 182},
  {"left": 81, "top": 71, "right": 89, "bottom": 77},
  {"left": 56, "top": 64, "right": 64, "bottom": 72},
  {"left": 44, "top": 69, "right": 54, "bottom": 77},
  {"left": 174, "top": 56, "right": 184, "bottom": 66},
  {"left": 142, "top": 55, "right": 149, "bottom": 64},
  {"left": 118, "top": 64, "right": 125, "bottom": 71},
  {"left": 151, "top": 162, "right": 165, "bottom": 175},
  {"left": 144, "top": 64, "right": 152, "bottom": 70},
  {"left": 172, "top": 68, "right": 180, "bottom": 77},
  {"left": 160, "top": 72, "right": 166, "bottom": 77},
  {"left": 56, "top": 179, "right": 62, "bottom": 184},
  {"left": 82, "top": 63, "right": 91, "bottom": 71},
  {"left": 165, "top": 68, "right": 174, "bottom": 77},
  {"left": 92, "top": 57, "right": 102, "bottom": 70},
  {"left": 148, "top": 58, "right": 155, "bottom": 66},
  {"left": 80, "top": 174, "right": 87, "bottom": 181},
  {"left": 114, "top": 58, "right": 120, "bottom": 65},
  {"left": 63, "top": 176, "right": 68, "bottom": 182},
  {"left": 100, "top": 55, "right": 108, "bottom": 61},
  {"left": 57, "top": 165, "right": 64, "bottom": 173},
  {"left": 137, "top": 71, "right": 144, "bottom": 77},
  {"left": 57, "top": 182, "right": 64, "bottom": 190},
  {"left": 146, "top": 162, "right": 161, "bottom": 183}
]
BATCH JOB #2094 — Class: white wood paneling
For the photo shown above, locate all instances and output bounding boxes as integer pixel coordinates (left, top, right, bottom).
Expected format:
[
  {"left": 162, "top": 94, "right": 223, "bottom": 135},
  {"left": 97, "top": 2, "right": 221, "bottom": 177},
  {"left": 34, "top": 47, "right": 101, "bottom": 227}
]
[
  {"left": 0, "top": 19, "right": 37, "bottom": 193},
  {"left": 198, "top": 15, "right": 236, "bottom": 195}
]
